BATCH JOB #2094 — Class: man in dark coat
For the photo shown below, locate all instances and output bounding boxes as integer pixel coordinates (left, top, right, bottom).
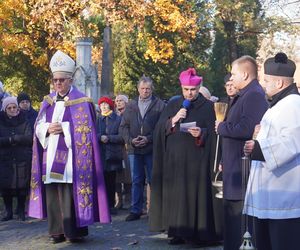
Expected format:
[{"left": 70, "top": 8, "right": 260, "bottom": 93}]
[
  {"left": 219, "top": 73, "right": 238, "bottom": 107},
  {"left": 215, "top": 55, "right": 268, "bottom": 250},
  {"left": 119, "top": 76, "right": 165, "bottom": 221},
  {"left": 150, "top": 68, "right": 220, "bottom": 246}
]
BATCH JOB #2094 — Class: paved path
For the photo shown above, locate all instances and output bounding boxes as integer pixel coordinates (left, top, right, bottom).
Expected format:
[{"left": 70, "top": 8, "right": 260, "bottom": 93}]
[{"left": 0, "top": 209, "right": 223, "bottom": 250}]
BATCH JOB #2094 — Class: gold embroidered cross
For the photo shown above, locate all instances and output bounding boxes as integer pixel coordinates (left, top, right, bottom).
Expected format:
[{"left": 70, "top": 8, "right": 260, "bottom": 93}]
[
  {"left": 30, "top": 177, "right": 39, "bottom": 201},
  {"left": 78, "top": 182, "right": 93, "bottom": 208}
]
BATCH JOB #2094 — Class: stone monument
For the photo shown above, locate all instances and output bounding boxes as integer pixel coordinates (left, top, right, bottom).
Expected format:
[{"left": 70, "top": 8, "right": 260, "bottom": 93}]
[
  {"left": 100, "top": 26, "right": 113, "bottom": 96},
  {"left": 73, "top": 37, "right": 100, "bottom": 103}
]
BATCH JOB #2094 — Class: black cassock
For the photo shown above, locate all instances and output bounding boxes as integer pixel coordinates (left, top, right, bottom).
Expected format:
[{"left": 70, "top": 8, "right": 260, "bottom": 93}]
[{"left": 149, "top": 94, "right": 222, "bottom": 242}]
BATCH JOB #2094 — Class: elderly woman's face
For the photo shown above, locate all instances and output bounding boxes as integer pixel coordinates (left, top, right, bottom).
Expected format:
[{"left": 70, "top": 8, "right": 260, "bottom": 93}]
[
  {"left": 6, "top": 103, "right": 19, "bottom": 118},
  {"left": 115, "top": 98, "right": 126, "bottom": 110},
  {"left": 100, "top": 102, "right": 111, "bottom": 113}
]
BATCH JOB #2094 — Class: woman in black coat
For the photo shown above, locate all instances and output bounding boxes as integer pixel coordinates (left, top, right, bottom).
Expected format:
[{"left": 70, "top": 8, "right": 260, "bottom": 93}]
[
  {"left": 96, "top": 96, "right": 124, "bottom": 214},
  {"left": 0, "top": 97, "right": 33, "bottom": 221}
]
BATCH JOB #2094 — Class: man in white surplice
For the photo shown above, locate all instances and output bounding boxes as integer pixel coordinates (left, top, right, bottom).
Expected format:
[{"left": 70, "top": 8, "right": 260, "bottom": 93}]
[{"left": 243, "top": 52, "right": 300, "bottom": 250}]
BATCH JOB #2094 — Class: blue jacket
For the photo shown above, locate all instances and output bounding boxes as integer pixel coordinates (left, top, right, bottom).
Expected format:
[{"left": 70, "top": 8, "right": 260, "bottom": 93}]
[{"left": 218, "top": 79, "right": 268, "bottom": 200}]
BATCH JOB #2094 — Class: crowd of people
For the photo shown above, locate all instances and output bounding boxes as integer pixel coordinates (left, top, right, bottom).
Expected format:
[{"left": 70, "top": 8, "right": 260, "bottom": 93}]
[{"left": 0, "top": 50, "right": 299, "bottom": 250}]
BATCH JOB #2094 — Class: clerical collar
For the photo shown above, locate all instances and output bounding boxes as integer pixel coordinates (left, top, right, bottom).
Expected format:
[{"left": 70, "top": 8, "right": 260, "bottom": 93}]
[
  {"left": 269, "top": 83, "right": 299, "bottom": 108},
  {"left": 56, "top": 87, "right": 72, "bottom": 102}
]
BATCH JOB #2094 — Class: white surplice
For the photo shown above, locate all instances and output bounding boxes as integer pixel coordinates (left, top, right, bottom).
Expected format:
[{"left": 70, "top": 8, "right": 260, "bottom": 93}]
[
  {"left": 35, "top": 98, "right": 73, "bottom": 184},
  {"left": 244, "top": 94, "right": 300, "bottom": 219}
]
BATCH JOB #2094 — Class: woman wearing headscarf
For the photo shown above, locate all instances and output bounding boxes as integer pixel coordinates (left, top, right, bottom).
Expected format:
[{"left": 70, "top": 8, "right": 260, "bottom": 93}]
[
  {"left": 0, "top": 97, "right": 32, "bottom": 221},
  {"left": 97, "top": 96, "right": 124, "bottom": 214}
]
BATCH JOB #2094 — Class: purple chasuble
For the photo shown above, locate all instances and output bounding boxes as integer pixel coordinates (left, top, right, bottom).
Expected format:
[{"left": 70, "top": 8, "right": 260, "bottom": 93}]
[{"left": 28, "top": 86, "right": 111, "bottom": 226}]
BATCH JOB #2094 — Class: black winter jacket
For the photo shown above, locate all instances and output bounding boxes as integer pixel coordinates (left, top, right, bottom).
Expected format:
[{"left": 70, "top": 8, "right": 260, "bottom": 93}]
[
  {"left": 0, "top": 111, "right": 33, "bottom": 190},
  {"left": 20, "top": 107, "right": 38, "bottom": 133},
  {"left": 97, "top": 112, "right": 124, "bottom": 171}
]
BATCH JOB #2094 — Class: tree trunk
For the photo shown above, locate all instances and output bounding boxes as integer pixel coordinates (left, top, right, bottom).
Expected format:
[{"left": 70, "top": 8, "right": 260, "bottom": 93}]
[
  {"left": 101, "top": 26, "right": 114, "bottom": 96},
  {"left": 223, "top": 21, "right": 238, "bottom": 63}
]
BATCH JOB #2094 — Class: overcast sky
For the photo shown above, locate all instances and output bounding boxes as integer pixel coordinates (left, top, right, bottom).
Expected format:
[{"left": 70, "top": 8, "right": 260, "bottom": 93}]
[
  {"left": 262, "top": 0, "right": 300, "bottom": 21},
  {"left": 261, "top": 0, "right": 300, "bottom": 59}
]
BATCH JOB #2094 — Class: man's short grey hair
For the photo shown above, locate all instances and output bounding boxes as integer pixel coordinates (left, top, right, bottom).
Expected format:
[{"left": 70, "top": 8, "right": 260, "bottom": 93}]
[{"left": 137, "top": 76, "right": 154, "bottom": 89}]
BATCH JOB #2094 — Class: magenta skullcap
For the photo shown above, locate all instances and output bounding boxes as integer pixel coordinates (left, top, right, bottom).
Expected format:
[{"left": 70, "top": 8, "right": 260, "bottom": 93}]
[{"left": 179, "top": 68, "right": 202, "bottom": 86}]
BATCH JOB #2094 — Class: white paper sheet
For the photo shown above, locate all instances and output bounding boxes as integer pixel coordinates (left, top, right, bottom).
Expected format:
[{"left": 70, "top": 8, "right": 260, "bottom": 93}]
[{"left": 180, "top": 121, "right": 196, "bottom": 133}]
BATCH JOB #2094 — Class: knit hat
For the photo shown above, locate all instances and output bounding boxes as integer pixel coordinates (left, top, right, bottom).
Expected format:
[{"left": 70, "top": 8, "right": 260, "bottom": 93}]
[
  {"left": 179, "top": 68, "right": 202, "bottom": 86},
  {"left": 115, "top": 94, "right": 129, "bottom": 103},
  {"left": 2, "top": 96, "right": 18, "bottom": 111},
  {"left": 17, "top": 92, "right": 31, "bottom": 104},
  {"left": 98, "top": 96, "right": 114, "bottom": 110},
  {"left": 264, "top": 52, "right": 296, "bottom": 77},
  {"left": 224, "top": 73, "right": 231, "bottom": 84}
]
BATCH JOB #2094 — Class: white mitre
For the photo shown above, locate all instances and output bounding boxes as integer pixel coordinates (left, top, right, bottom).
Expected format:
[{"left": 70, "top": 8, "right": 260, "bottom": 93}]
[{"left": 50, "top": 50, "right": 75, "bottom": 74}]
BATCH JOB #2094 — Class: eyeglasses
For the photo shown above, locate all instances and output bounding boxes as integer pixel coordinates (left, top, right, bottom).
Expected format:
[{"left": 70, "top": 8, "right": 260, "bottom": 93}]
[{"left": 52, "top": 78, "right": 71, "bottom": 83}]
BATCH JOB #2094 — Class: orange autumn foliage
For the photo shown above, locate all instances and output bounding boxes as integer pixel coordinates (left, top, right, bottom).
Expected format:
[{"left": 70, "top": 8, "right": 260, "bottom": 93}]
[{"left": 0, "top": 0, "right": 198, "bottom": 66}]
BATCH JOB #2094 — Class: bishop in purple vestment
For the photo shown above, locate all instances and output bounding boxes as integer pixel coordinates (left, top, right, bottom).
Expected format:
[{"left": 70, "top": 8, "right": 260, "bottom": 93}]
[{"left": 28, "top": 50, "right": 110, "bottom": 244}]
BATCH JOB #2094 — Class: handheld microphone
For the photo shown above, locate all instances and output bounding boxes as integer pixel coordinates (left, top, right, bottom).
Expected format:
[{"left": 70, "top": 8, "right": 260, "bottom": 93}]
[{"left": 179, "top": 99, "right": 191, "bottom": 123}]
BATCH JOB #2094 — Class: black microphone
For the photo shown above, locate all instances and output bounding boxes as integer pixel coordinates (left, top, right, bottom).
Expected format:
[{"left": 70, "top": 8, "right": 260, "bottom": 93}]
[{"left": 178, "top": 99, "right": 191, "bottom": 124}]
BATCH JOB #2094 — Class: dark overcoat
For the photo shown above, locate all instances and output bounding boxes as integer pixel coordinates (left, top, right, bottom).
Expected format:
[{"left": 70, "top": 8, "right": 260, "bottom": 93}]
[
  {"left": 149, "top": 94, "right": 221, "bottom": 241},
  {"left": 218, "top": 80, "right": 268, "bottom": 200},
  {"left": 119, "top": 96, "right": 165, "bottom": 155},
  {"left": 97, "top": 112, "right": 124, "bottom": 171},
  {"left": 20, "top": 107, "right": 38, "bottom": 133},
  {"left": 0, "top": 111, "right": 32, "bottom": 193}
]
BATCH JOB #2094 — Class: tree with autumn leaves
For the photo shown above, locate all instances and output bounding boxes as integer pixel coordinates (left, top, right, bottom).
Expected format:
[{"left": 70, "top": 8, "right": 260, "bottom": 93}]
[
  {"left": 0, "top": 0, "right": 296, "bottom": 102},
  {"left": 0, "top": 0, "right": 199, "bottom": 67},
  {"left": 112, "top": 0, "right": 211, "bottom": 98},
  {"left": 0, "top": 0, "right": 90, "bottom": 101},
  {"left": 0, "top": 0, "right": 201, "bottom": 101}
]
